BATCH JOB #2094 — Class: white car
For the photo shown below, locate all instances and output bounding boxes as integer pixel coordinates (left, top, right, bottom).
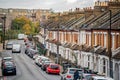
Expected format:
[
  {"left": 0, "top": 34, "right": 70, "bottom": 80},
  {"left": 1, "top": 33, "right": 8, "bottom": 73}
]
[
  {"left": 12, "top": 44, "right": 21, "bottom": 53},
  {"left": 91, "top": 76, "right": 114, "bottom": 80},
  {"left": 18, "top": 34, "right": 25, "bottom": 40},
  {"left": 33, "top": 54, "right": 39, "bottom": 60},
  {"left": 6, "top": 41, "right": 14, "bottom": 50},
  {"left": 35, "top": 56, "right": 45, "bottom": 65},
  {"left": 37, "top": 57, "right": 50, "bottom": 67},
  {"left": 60, "top": 68, "right": 83, "bottom": 80}
]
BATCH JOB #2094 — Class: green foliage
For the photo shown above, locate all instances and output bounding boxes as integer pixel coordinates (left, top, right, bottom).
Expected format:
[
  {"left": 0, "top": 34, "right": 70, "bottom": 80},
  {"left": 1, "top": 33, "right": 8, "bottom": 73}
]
[
  {"left": 5, "top": 29, "right": 21, "bottom": 40},
  {"left": 11, "top": 16, "right": 40, "bottom": 35}
]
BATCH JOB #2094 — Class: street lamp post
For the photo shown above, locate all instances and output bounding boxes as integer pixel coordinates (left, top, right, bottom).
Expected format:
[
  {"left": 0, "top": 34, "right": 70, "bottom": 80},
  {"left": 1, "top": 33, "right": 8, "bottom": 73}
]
[
  {"left": 1, "top": 14, "right": 6, "bottom": 49},
  {"left": 108, "top": 10, "right": 113, "bottom": 78},
  {"left": 56, "top": 23, "right": 59, "bottom": 64}
]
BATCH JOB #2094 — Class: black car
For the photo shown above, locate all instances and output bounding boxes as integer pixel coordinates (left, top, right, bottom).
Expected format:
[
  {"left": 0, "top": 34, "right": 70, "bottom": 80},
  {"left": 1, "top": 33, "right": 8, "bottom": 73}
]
[
  {"left": 2, "top": 61, "right": 16, "bottom": 75},
  {"left": 1, "top": 57, "right": 14, "bottom": 68}
]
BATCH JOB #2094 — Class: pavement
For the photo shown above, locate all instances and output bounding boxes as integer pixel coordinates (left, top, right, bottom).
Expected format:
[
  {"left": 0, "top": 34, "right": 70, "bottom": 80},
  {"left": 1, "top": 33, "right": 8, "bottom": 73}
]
[{"left": 0, "top": 43, "right": 3, "bottom": 78}]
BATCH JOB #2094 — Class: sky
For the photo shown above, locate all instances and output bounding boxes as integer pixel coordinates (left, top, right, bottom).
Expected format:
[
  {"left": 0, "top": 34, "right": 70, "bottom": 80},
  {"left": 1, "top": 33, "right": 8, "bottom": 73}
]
[{"left": 0, "top": 0, "right": 98, "bottom": 12}]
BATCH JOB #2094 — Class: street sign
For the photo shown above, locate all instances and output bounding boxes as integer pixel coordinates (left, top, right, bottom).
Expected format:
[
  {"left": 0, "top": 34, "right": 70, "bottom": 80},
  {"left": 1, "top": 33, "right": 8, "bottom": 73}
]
[{"left": 0, "top": 23, "right": 3, "bottom": 31}]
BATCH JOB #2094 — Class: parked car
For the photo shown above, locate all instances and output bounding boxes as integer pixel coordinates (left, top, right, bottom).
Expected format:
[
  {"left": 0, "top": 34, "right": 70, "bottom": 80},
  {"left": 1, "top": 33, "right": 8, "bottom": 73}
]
[
  {"left": 35, "top": 56, "right": 45, "bottom": 65},
  {"left": 6, "top": 41, "right": 14, "bottom": 50},
  {"left": 37, "top": 57, "right": 50, "bottom": 67},
  {"left": 91, "top": 76, "right": 114, "bottom": 80},
  {"left": 12, "top": 44, "right": 21, "bottom": 53},
  {"left": 33, "top": 54, "right": 39, "bottom": 60},
  {"left": 1, "top": 57, "right": 14, "bottom": 71},
  {"left": 1, "top": 57, "right": 14, "bottom": 64},
  {"left": 25, "top": 45, "right": 30, "bottom": 54},
  {"left": 27, "top": 48, "right": 38, "bottom": 58},
  {"left": 18, "top": 33, "right": 25, "bottom": 40},
  {"left": 46, "top": 63, "right": 60, "bottom": 75},
  {"left": 2, "top": 61, "right": 16, "bottom": 75},
  {"left": 41, "top": 61, "right": 53, "bottom": 71},
  {"left": 60, "top": 68, "right": 83, "bottom": 80},
  {"left": 82, "top": 73, "right": 96, "bottom": 80}
]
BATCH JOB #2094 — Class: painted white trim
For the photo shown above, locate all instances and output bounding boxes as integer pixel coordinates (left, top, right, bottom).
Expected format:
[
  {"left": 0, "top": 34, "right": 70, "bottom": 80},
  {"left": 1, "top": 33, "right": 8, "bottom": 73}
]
[
  {"left": 116, "top": 33, "right": 119, "bottom": 35},
  {"left": 112, "top": 35, "right": 115, "bottom": 49},
  {"left": 104, "top": 34, "right": 107, "bottom": 48}
]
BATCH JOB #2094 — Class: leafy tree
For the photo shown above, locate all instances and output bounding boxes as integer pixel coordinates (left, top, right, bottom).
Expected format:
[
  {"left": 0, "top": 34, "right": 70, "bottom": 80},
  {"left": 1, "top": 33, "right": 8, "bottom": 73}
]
[
  {"left": 11, "top": 16, "right": 31, "bottom": 30},
  {"left": 22, "top": 24, "right": 31, "bottom": 35},
  {"left": 11, "top": 16, "right": 40, "bottom": 35}
]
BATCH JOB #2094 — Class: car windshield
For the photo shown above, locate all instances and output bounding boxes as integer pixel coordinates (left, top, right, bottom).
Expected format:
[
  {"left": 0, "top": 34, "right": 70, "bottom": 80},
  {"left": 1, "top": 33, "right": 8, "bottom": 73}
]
[
  {"left": 5, "top": 62, "right": 14, "bottom": 67},
  {"left": 3, "top": 57, "right": 12, "bottom": 61},
  {"left": 7, "top": 43, "right": 12, "bottom": 45},
  {"left": 50, "top": 65, "right": 59, "bottom": 69},
  {"left": 84, "top": 75, "right": 93, "bottom": 80},
  {"left": 69, "top": 69, "right": 83, "bottom": 74}
]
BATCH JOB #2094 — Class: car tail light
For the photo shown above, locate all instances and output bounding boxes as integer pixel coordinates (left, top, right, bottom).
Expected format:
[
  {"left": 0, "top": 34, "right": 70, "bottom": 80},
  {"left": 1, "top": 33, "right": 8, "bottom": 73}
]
[
  {"left": 66, "top": 75, "right": 71, "bottom": 78},
  {"left": 4, "top": 64, "right": 6, "bottom": 68},
  {"left": 27, "top": 45, "right": 29, "bottom": 48}
]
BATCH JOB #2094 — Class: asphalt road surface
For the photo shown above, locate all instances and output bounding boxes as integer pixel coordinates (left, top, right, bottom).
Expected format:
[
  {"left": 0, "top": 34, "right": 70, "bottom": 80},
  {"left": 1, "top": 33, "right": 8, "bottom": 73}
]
[{"left": 1, "top": 40, "right": 60, "bottom": 80}]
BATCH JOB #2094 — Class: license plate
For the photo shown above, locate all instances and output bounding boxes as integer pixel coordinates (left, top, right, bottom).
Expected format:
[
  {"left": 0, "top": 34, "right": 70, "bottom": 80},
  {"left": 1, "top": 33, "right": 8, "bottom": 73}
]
[{"left": 7, "top": 71, "right": 12, "bottom": 73}]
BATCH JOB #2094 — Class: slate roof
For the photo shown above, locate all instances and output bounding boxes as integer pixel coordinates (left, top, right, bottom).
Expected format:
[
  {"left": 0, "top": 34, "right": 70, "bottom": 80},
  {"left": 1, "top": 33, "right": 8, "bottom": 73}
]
[
  {"left": 112, "top": 47, "right": 120, "bottom": 59},
  {"left": 82, "top": 10, "right": 120, "bottom": 30},
  {"left": 91, "top": 10, "right": 120, "bottom": 30},
  {"left": 46, "top": 39, "right": 61, "bottom": 45},
  {"left": 81, "top": 44, "right": 94, "bottom": 52},
  {"left": 70, "top": 44, "right": 82, "bottom": 50},
  {"left": 94, "top": 46, "right": 107, "bottom": 55},
  {"left": 62, "top": 42, "right": 72, "bottom": 48}
]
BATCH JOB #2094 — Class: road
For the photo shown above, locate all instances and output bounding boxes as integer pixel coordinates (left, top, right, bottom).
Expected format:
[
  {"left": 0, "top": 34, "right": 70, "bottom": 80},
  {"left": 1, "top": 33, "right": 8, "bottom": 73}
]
[{"left": 1, "top": 40, "right": 60, "bottom": 80}]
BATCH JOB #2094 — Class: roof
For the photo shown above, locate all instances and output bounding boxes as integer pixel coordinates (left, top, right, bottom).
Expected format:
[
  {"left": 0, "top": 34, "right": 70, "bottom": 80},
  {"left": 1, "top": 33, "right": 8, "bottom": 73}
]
[
  {"left": 70, "top": 44, "right": 81, "bottom": 50},
  {"left": 64, "top": 43, "right": 72, "bottom": 48},
  {"left": 80, "top": 10, "right": 120, "bottom": 30},
  {"left": 112, "top": 47, "right": 120, "bottom": 59},
  {"left": 94, "top": 46, "right": 107, "bottom": 55},
  {"left": 82, "top": 44, "right": 94, "bottom": 52}
]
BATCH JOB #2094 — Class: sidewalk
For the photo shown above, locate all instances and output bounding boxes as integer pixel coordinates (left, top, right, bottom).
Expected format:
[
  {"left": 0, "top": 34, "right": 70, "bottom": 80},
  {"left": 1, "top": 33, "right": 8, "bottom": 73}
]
[
  {"left": 0, "top": 43, "right": 3, "bottom": 77},
  {"left": 0, "top": 44, "right": 3, "bottom": 52}
]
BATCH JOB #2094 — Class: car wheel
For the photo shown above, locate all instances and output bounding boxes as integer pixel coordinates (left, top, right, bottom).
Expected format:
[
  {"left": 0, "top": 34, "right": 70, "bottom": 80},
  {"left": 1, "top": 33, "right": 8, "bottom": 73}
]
[
  {"left": 19, "top": 51, "right": 21, "bottom": 53},
  {"left": 46, "top": 70, "right": 49, "bottom": 74},
  {"left": 14, "top": 71, "right": 16, "bottom": 75},
  {"left": 61, "top": 77, "right": 63, "bottom": 80},
  {"left": 2, "top": 71, "right": 6, "bottom": 76},
  {"left": 64, "top": 78, "right": 66, "bottom": 80}
]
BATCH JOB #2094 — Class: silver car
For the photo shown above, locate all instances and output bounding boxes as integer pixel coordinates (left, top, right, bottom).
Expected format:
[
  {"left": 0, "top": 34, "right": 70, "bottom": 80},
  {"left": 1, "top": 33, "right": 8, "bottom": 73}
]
[
  {"left": 6, "top": 41, "right": 14, "bottom": 50},
  {"left": 60, "top": 68, "right": 83, "bottom": 80}
]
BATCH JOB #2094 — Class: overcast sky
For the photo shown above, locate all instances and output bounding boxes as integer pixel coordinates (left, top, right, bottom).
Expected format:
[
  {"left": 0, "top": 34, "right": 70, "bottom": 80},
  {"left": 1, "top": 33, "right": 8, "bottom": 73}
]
[{"left": 0, "top": 0, "right": 98, "bottom": 12}]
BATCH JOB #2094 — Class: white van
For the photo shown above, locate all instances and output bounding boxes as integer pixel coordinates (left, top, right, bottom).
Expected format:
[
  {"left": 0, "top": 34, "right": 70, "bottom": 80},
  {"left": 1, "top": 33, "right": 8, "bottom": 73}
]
[
  {"left": 18, "top": 34, "right": 24, "bottom": 40},
  {"left": 12, "top": 44, "right": 21, "bottom": 53}
]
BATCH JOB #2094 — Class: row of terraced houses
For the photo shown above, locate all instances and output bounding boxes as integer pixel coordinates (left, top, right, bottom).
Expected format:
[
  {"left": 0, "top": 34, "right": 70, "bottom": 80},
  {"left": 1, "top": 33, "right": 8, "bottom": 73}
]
[{"left": 37, "top": 0, "right": 120, "bottom": 80}]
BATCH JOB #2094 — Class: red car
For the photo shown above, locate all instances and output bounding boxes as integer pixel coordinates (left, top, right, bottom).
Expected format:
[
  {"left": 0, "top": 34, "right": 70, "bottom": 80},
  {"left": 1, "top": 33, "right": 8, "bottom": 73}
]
[{"left": 46, "top": 63, "right": 60, "bottom": 75}]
